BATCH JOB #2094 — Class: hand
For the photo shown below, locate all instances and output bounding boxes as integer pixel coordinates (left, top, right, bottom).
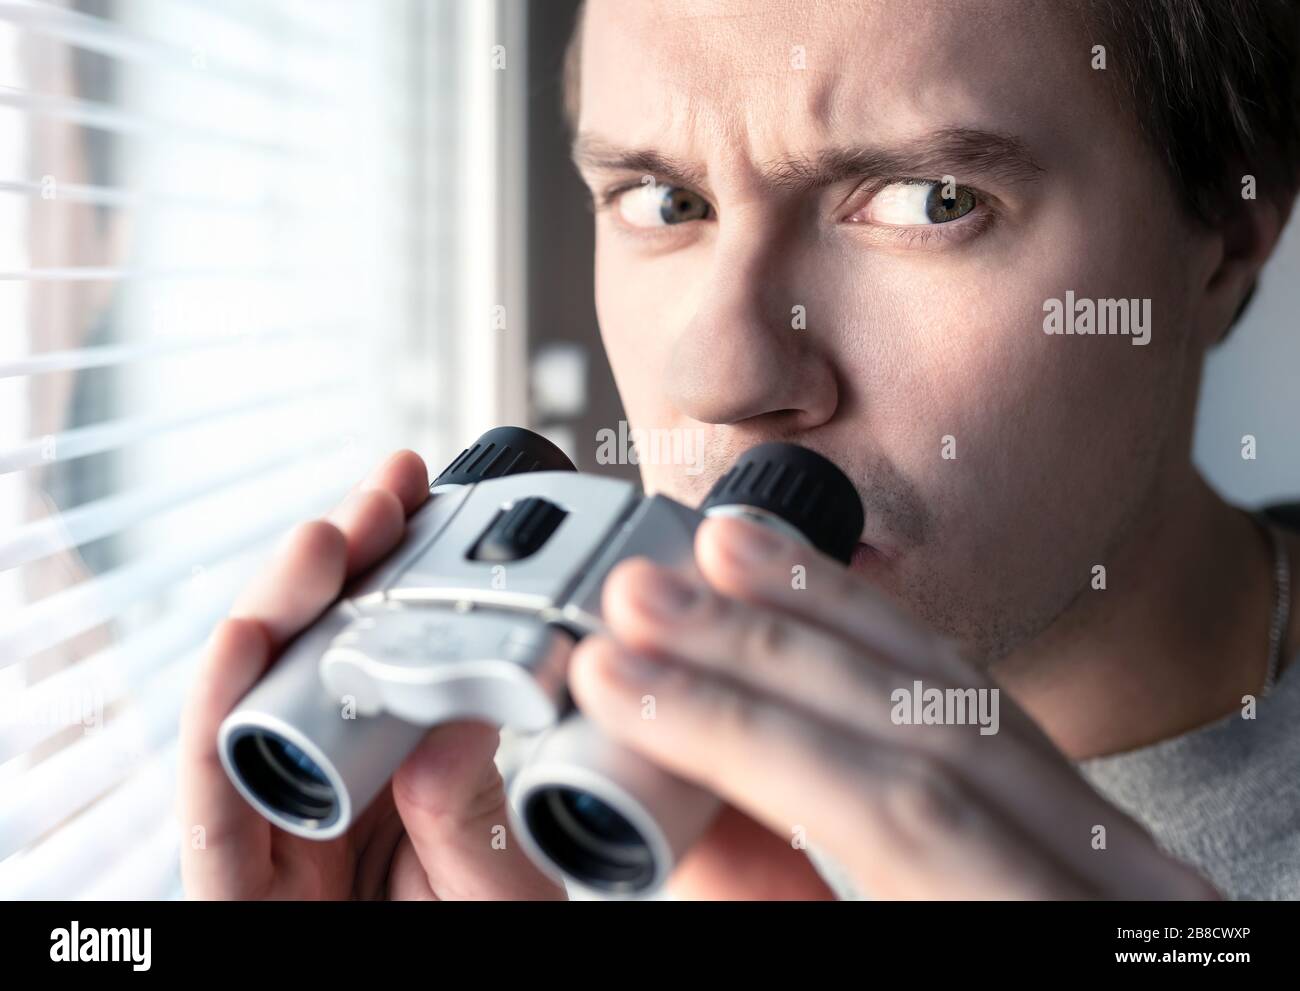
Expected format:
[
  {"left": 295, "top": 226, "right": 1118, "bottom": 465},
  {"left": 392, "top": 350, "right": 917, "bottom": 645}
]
[
  {"left": 178, "top": 451, "right": 566, "bottom": 901},
  {"left": 568, "top": 516, "right": 1220, "bottom": 900}
]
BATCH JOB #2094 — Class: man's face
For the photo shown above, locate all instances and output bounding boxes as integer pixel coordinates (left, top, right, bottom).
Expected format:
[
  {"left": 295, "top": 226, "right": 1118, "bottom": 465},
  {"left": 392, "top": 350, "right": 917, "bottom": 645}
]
[{"left": 575, "top": 0, "right": 1219, "bottom": 663}]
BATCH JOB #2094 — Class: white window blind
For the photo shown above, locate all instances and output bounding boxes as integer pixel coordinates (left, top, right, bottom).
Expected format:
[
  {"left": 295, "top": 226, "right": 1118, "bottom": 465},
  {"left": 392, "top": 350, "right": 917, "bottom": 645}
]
[{"left": 0, "top": 0, "right": 528, "bottom": 898}]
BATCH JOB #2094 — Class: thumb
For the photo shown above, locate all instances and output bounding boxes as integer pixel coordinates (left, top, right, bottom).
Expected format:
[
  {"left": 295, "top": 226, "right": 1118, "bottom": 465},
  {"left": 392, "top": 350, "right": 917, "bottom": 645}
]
[{"left": 390, "top": 721, "right": 566, "bottom": 900}]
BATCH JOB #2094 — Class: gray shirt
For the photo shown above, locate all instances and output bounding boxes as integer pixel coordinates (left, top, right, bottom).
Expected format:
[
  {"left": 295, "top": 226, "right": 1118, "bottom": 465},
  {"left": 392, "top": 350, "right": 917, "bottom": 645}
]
[
  {"left": 1075, "top": 504, "right": 1300, "bottom": 900},
  {"left": 1075, "top": 647, "right": 1300, "bottom": 899}
]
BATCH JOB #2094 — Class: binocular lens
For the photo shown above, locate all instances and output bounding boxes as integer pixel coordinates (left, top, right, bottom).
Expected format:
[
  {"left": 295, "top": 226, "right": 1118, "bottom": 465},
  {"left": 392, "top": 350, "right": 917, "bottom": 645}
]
[
  {"left": 230, "top": 730, "right": 339, "bottom": 827},
  {"left": 523, "top": 787, "right": 656, "bottom": 893}
]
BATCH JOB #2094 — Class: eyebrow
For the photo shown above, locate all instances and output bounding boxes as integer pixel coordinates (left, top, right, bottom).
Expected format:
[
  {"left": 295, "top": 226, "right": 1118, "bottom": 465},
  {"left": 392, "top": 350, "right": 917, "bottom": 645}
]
[{"left": 572, "top": 128, "right": 1045, "bottom": 193}]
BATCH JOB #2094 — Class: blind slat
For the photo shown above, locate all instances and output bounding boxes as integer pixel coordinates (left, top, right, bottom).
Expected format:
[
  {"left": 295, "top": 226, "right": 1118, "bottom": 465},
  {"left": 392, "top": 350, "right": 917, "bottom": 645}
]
[
  {"left": 0, "top": 584, "right": 237, "bottom": 762},
  {"left": 170, "top": 0, "right": 358, "bottom": 53},
  {"left": 0, "top": 177, "right": 335, "bottom": 220},
  {"left": 172, "top": 0, "right": 358, "bottom": 52},
  {"left": 0, "top": 657, "right": 194, "bottom": 860},
  {"left": 0, "top": 484, "right": 344, "bottom": 665},
  {"left": 75, "top": 813, "right": 181, "bottom": 900},
  {"left": 0, "top": 378, "right": 349, "bottom": 473},
  {"left": 0, "top": 266, "right": 348, "bottom": 281},
  {"left": 0, "top": 176, "right": 138, "bottom": 206},
  {"left": 0, "top": 0, "right": 460, "bottom": 897},
  {"left": 0, "top": 84, "right": 330, "bottom": 161},
  {"left": 0, "top": 324, "right": 346, "bottom": 378},
  {"left": 0, "top": 0, "right": 341, "bottom": 108},
  {"left": 0, "top": 745, "right": 178, "bottom": 899},
  {"left": 0, "top": 434, "right": 341, "bottom": 568}
]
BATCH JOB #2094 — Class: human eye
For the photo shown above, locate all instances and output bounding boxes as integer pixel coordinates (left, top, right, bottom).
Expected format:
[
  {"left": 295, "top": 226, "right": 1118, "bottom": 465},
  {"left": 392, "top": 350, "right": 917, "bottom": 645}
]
[
  {"left": 848, "top": 179, "right": 978, "bottom": 226},
  {"left": 841, "top": 177, "right": 993, "bottom": 249},
  {"left": 607, "top": 178, "right": 713, "bottom": 229}
]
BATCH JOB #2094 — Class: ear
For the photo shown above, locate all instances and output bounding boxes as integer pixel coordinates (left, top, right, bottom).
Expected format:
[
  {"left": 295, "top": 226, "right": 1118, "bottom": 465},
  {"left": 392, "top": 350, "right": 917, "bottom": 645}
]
[{"left": 1198, "top": 190, "right": 1295, "bottom": 347}]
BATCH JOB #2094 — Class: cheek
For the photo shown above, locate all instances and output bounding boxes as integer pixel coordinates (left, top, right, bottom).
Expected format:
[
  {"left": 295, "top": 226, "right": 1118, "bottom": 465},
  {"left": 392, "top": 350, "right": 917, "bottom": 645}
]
[
  {"left": 594, "top": 236, "right": 658, "bottom": 415},
  {"left": 841, "top": 182, "right": 1188, "bottom": 496},
  {"left": 849, "top": 207, "right": 1191, "bottom": 617},
  {"left": 593, "top": 229, "right": 704, "bottom": 426}
]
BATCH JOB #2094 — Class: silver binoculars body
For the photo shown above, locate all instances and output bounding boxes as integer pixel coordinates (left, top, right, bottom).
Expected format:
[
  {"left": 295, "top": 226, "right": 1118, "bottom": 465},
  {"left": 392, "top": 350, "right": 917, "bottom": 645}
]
[{"left": 217, "top": 426, "right": 863, "bottom": 897}]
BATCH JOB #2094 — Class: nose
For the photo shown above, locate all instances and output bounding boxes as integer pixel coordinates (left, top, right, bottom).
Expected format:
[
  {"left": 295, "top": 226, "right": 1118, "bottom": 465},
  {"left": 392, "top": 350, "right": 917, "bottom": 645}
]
[{"left": 666, "top": 219, "right": 839, "bottom": 431}]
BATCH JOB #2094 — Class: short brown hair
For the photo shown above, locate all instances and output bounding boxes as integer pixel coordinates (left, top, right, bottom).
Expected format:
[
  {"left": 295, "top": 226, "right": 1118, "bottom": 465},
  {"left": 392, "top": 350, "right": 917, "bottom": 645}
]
[{"left": 1085, "top": 0, "right": 1300, "bottom": 226}]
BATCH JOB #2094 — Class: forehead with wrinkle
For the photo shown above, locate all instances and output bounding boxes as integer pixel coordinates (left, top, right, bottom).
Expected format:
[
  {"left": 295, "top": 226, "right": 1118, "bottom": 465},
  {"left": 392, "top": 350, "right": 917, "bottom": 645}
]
[{"left": 579, "top": 0, "right": 1105, "bottom": 171}]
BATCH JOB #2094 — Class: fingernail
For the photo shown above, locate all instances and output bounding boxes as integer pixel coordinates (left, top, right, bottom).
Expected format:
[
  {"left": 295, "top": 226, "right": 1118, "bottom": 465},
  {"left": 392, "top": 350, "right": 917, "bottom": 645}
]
[
  {"left": 629, "top": 566, "right": 698, "bottom": 619},
  {"left": 719, "top": 518, "right": 783, "bottom": 563}
]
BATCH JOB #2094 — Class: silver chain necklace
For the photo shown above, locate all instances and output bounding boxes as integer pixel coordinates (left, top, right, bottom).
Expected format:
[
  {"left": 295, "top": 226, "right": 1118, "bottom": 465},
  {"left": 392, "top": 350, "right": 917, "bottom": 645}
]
[{"left": 1258, "top": 514, "right": 1292, "bottom": 698}]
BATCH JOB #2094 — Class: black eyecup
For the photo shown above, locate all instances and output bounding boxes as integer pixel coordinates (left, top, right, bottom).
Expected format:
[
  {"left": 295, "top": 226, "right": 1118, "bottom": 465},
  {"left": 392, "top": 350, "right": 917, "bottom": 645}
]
[
  {"left": 431, "top": 426, "right": 577, "bottom": 489},
  {"left": 699, "top": 442, "right": 864, "bottom": 564}
]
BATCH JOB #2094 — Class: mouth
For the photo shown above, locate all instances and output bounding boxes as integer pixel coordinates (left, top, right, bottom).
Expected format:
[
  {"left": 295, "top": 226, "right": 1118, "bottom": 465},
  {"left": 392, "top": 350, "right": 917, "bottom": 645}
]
[{"left": 849, "top": 541, "right": 892, "bottom": 572}]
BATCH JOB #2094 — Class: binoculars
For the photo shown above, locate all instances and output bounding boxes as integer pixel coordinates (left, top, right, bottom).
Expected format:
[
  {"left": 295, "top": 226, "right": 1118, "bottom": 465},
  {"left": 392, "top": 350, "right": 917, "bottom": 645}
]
[{"left": 218, "top": 426, "right": 863, "bottom": 896}]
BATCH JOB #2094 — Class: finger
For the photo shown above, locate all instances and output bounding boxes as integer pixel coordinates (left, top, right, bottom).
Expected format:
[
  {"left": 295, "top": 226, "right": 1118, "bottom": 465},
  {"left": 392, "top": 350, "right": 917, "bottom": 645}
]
[
  {"left": 697, "top": 516, "right": 972, "bottom": 676},
  {"left": 230, "top": 520, "right": 348, "bottom": 648},
  {"left": 386, "top": 835, "right": 437, "bottom": 900},
  {"left": 359, "top": 449, "right": 430, "bottom": 517},
  {"left": 603, "top": 556, "right": 902, "bottom": 738},
  {"left": 669, "top": 804, "right": 836, "bottom": 900},
  {"left": 310, "top": 450, "right": 430, "bottom": 598},
  {"left": 570, "top": 635, "right": 1092, "bottom": 899},
  {"left": 178, "top": 617, "right": 275, "bottom": 897},
  {"left": 605, "top": 556, "right": 1033, "bottom": 766},
  {"left": 348, "top": 791, "right": 407, "bottom": 899},
  {"left": 326, "top": 487, "right": 406, "bottom": 574},
  {"left": 182, "top": 451, "right": 429, "bottom": 899},
  {"left": 230, "top": 450, "right": 429, "bottom": 645},
  {"left": 601, "top": 557, "right": 1187, "bottom": 897},
  {"left": 391, "top": 720, "right": 567, "bottom": 900}
]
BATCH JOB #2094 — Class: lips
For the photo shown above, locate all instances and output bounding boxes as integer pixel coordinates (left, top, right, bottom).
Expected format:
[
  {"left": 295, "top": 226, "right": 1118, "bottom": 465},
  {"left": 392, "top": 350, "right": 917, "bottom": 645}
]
[{"left": 849, "top": 541, "right": 890, "bottom": 571}]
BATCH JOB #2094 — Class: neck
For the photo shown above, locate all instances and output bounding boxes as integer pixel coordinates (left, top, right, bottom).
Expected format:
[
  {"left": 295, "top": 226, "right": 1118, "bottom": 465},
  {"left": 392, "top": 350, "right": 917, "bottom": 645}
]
[{"left": 991, "top": 470, "right": 1293, "bottom": 760}]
